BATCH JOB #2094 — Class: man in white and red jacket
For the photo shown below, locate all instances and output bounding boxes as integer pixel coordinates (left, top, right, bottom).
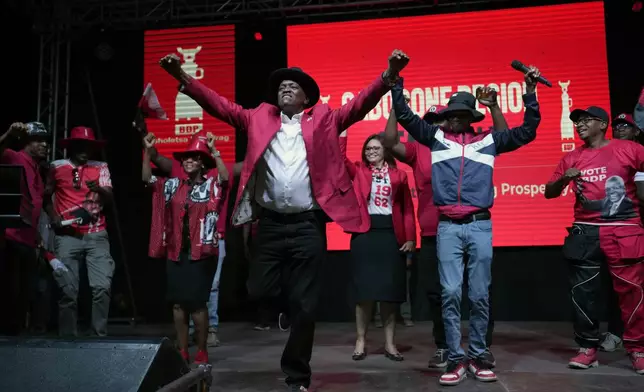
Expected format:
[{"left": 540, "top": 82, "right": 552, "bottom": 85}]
[{"left": 392, "top": 67, "right": 541, "bottom": 386}]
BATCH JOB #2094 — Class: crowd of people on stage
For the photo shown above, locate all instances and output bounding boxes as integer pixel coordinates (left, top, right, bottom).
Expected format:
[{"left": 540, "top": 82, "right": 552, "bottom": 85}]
[{"left": 1, "top": 48, "right": 644, "bottom": 390}]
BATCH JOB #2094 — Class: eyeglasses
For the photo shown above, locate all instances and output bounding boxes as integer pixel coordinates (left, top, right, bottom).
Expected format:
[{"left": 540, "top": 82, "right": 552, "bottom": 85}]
[
  {"left": 72, "top": 168, "right": 81, "bottom": 189},
  {"left": 614, "top": 123, "right": 633, "bottom": 130},
  {"left": 574, "top": 118, "right": 603, "bottom": 126},
  {"left": 365, "top": 146, "right": 382, "bottom": 152}
]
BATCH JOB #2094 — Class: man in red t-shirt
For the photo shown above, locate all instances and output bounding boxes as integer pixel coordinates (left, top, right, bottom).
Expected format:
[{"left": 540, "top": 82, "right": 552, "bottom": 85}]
[
  {"left": 0, "top": 122, "right": 49, "bottom": 335},
  {"left": 545, "top": 106, "right": 644, "bottom": 374},
  {"left": 597, "top": 113, "right": 644, "bottom": 352},
  {"left": 43, "top": 126, "right": 115, "bottom": 337},
  {"left": 383, "top": 88, "right": 509, "bottom": 370}
]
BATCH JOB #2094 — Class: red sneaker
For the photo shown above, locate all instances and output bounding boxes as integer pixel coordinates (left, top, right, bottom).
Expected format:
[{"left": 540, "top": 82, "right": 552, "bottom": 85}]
[
  {"left": 194, "top": 350, "right": 209, "bottom": 365},
  {"left": 179, "top": 348, "right": 189, "bottom": 362},
  {"left": 568, "top": 348, "right": 598, "bottom": 369},
  {"left": 630, "top": 352, "right": 644, "bottom": 375},
  {"left": 439, "top": 362, "right": 467, "bottom": 386},
  {"left": 468, "top": 359, "right": 498, "bottom": 382}
]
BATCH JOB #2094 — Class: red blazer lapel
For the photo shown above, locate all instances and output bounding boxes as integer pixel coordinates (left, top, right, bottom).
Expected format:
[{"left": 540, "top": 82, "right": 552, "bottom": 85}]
[{"left": 300, "top": 112, "right": 315, "bottom": 156}]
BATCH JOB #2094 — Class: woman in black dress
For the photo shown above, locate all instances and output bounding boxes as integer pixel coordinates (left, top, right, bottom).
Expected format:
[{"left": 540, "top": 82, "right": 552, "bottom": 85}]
[
  {"left": 341, "top": 133, "right": 416, "bottom": 361},
  {"left": 143, "top": 131, "right": 228, "bottom": 364}
]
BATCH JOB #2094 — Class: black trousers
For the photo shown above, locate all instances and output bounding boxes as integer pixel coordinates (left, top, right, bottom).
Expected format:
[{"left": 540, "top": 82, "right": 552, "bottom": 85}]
[
  {"left": 418, "top": 236, "right": 494, "bottom": 349},
  {"left": 0, "top": 240, "right": 39, "bottom": 335},
  {"left": 247, "top": 209, "right": 326, "bottom": 388},
  {"left": 563, "top": 224, "right": 605, "bottom": 348},
  {"left": 602, "top": 260, "right": 624, "bottom": 337}
]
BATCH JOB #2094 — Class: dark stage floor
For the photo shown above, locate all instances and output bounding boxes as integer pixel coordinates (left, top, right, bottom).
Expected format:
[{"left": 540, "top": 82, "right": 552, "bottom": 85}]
[{"left": 111, "top": 321, "right": 644, "bottom": 391}]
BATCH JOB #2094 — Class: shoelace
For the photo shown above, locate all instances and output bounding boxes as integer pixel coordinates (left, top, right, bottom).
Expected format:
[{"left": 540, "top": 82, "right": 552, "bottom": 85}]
[
  {"left": 578, "top": 348, "right": 595, "bottom": 354},
  {"left": 435, "top": 349, "right": 447, "bottom": 357},
  {"left": 633, "top": 352, "right": 644, "bottom": 358}
]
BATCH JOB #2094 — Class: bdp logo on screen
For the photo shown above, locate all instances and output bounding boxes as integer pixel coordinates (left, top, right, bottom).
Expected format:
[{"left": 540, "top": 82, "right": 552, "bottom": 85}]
[{"left": 143, "top": 26, "right": 236, "bottom": 163}]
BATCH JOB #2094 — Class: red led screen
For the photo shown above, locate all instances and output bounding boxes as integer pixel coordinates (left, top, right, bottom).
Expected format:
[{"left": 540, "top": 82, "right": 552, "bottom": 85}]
[{"left": 287, "top": 2, "right": 610, "bottom": 249}]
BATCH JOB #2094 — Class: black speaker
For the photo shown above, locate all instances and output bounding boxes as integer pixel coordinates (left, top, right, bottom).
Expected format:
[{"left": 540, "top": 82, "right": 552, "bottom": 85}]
[{"left": 0, "top": 337, "right": 189, "bottom": 392}]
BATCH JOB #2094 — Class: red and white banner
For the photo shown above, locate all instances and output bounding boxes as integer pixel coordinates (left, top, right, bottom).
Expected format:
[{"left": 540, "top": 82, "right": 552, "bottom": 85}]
[
  {"left": 143, "top": 25, "right": 236, "bottom": 163},
  {"left": 288, "top": 2, "right": 611, "bottom": 249}
]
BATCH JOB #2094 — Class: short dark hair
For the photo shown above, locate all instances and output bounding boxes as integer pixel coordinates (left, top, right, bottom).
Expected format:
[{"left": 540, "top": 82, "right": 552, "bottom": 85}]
[{"left": 361, "top": 133, "right": 396, "bottom": 167}]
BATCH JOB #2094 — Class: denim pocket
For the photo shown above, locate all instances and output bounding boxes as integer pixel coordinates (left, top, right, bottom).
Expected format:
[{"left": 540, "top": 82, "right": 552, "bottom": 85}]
[{"left": 472, "top": 219, "right": 492, "bottom": 232}]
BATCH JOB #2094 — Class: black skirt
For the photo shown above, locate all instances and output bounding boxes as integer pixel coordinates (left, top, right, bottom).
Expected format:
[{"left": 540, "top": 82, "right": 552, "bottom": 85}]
[
  {"left": 166, "top": 252, "right": 217, "bottom": 304},
  {"left": 350, "top": 214, "right": 406, "bottom": 303}
]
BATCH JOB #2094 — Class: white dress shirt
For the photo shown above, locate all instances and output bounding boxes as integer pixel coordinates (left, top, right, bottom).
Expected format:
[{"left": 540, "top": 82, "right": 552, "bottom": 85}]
[{"left": 254, "top": 112, "right": 318, "bottom": 213}]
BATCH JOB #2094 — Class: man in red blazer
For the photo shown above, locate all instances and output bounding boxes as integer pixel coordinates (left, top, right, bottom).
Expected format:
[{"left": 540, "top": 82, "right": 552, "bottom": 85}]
[{"left": 160, "top": 50, "right": 409, "bottom": 391}]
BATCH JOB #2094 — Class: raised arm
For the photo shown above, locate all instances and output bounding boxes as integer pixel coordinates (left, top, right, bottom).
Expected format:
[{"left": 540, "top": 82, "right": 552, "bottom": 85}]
[
  {"left": 492, "top": 67, "right": 541, "bottom": 154},
  {"left": 206, "top": 132, "right": 229, "bottom": 183},
  {"left": 142, "top": 133, "right": 155, "bottom": 183},
  {"left": 333, "top": 50, "right": 410, "bottom": 132},
  {"left": 383, "top": 105, "right": 409, "bottom": 162},
  {"left": 160, "top": 54, "right": 250, "bottom": 131},
  {"left": 392, "top": 79, "right": 440, "bottom": 147},
  {"left": 476, "top": 87, "right": 509, "bottom": 131},
  {"left": 0, "top": 123, "right": 27, "bottom": 162},
  {"left": 133, "top": 114, "right": 174, "bottom": 174},
  {"left": 338, "top": 130, "right": 357, "bottom": 179}
]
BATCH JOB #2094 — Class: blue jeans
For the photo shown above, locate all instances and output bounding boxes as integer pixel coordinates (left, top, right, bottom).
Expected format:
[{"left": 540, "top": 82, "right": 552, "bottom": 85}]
[
  {"left": 190, "top": 240, "right": 225, "bottom": 333},
  {"left": 437, "top": 219, "right": 493, "bottom": 363}
]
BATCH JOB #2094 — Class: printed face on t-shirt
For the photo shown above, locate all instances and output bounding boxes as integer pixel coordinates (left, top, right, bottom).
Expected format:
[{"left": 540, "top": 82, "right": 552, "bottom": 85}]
[{"left": 552, "top": 140, "right": 644, "bottom": 224}]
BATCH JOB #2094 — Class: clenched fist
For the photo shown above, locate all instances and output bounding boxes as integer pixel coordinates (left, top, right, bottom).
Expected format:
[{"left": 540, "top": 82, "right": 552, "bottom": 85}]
[
  {"left": 388, "top": 49, "right": 410, "bottom": 73},
  {"left": 476, "top": 87, "right": 498, "bottom": 108},
  {"left": 8, "top": 122, "right": 28, "bottom": 139},
  {"left": 143, "top": 133, "right": 156, "bottom": 150},
  {"left": 159, "top": 54, "right": 183, "bottom": 80}
]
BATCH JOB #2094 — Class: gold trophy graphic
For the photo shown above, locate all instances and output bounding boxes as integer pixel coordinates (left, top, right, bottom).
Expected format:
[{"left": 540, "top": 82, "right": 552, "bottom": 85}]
[
  {"left": 559, "top": 81, "right": 575, "bottom": 152},
  {"left": 175, "top": 46, "right": 204, "bottom": 136}
]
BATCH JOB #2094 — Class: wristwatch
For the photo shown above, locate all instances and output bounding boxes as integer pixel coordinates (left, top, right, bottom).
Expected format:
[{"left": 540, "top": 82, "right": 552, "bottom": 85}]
[{"left": 212, "top": 149, "right": 221, "bottom": 158}]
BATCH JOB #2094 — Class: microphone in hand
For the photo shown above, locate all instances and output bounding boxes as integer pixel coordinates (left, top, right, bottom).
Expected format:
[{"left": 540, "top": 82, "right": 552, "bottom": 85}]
[{"left": 511, "top": 60, "right": 552, "bottom": 88}]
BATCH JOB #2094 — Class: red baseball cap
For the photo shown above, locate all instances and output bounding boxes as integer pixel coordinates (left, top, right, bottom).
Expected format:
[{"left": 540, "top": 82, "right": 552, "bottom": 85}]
[
  {"left": 612, "top": 113, "right": 639, "bottom": 129},
  {"left": 422, "top": 104, "right": 447, "bottom": 123}
]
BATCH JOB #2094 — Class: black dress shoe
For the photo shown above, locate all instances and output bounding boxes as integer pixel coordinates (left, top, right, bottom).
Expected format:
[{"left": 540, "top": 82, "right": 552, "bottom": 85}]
[
  {"left": 352, "top": 351, "right": 367, "bottom": 361},
  {"left": 384, "top": 351, "right": 404, "bottom": 361}
]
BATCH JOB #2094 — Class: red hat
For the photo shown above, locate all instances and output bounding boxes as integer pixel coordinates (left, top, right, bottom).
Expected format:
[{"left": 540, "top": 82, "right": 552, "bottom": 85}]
[
  {"left": 612, "top": 113, "right": 639, "bottom": 129},
  {"left": 173, "top": 132, "right": 216, "bottom": 168},
  {"left": 58, "top": 126, "right": 106, "bottom": 148},
  {"left": 423, "top": 104, "right": 447, "bottom": 123}
]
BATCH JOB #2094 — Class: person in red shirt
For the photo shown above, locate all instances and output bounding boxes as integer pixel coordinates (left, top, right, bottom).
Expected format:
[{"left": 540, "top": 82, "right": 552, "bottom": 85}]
[
  {"left": 545, "top": 106, "right": 644, "bottom": 374},
  {"left": 596, "top": 113, "right": 644, "bottom": 352},
  {"left": 382, "top": 87, "right": 509, "bottom": 370},
  {"left": 143, "top": 131, "right": 229, "bottom": 365},
  {"left": 340, "top": 132, "right": 416, "bottom": 362},
  {"left": 0, "top": 122, "right": 49, "bottom": 335},
  {"left": 43, "top": 126, "right": 115, "bottom": 337}
]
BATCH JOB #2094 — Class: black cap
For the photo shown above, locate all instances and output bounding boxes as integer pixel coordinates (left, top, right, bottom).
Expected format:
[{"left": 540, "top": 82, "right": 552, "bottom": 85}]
[{"left": 570, "top": 106, "right": 609, "bottom": 123}]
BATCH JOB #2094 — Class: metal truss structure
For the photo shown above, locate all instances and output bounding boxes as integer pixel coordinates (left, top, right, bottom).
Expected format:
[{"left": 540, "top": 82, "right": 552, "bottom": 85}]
[
  {"left": 30, "top": 0, "right": 516, "bottom": 32},
  {"left": 30, "top": 0, "right": 518, "bottom": 149},
  {"left": 37, "top": 32, "right": 71, "bottom": 158}
]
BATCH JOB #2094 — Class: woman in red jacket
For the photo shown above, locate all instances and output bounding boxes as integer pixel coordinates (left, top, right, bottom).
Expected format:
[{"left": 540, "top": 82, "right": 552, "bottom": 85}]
[
  {"left": 143, "top": 132, "right": 228, "bottom": 365},
  {"left": 342, "top": 132, "right": 416, "bottom": 361}
]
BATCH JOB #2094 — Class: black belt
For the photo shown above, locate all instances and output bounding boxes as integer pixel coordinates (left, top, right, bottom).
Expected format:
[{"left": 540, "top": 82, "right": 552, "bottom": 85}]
[
  {"left": 259, "top": 208, "right": 327, "bottom": 224},
  {"left": 439, "top": 210, "right": 491, "bottom": 224}
]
